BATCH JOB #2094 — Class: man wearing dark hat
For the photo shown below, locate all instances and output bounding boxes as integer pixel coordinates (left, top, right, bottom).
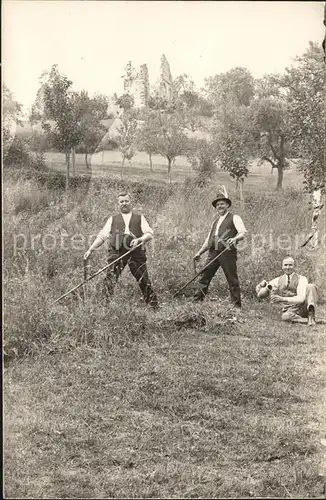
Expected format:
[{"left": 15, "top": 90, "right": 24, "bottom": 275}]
[
  {"left": 84, "top": 192, "right": 158, "bottom": 308},
  {"left": 193, "top": 189, "right": 247, "bottom": 307}
]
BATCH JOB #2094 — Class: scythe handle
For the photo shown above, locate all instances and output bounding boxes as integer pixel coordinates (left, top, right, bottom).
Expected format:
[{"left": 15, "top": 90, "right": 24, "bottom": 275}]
[
  {"left": 173, "top": 246, "right": 230, "bottom": 298},
  {"left": 82, "top": 259, "right": 88, "bottom": 303},
  {"left": 52, "top": 242, "right": 143, "bottom": 305}
]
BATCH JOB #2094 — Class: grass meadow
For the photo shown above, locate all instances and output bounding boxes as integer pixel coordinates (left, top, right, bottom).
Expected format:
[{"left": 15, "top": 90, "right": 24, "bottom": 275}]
[
  {"left": 44, "top": 150, "right": 304, "bottom": 189},
  {"left": 3, "top": 153, "right": 326, "bottom": 498}
]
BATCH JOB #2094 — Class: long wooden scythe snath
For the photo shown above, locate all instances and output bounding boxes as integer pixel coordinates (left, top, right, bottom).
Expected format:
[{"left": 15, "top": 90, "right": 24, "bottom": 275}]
[
  {"left": 173, "top": 246, "right": 230, "bottom": 298},
  {"left": 52, "top": 243, "right": 143, "bottom": 305}
]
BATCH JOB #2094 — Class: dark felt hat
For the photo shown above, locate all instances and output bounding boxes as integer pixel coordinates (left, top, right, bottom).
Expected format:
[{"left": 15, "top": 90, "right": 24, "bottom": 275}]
[{"left": 212, "top": 188, "right": 232, "bottom": 208}]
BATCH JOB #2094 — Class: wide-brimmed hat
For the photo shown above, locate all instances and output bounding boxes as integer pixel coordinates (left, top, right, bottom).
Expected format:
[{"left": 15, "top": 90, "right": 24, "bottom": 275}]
[{"left": 212, "top": 187, "right": 232, "bottom": 208}]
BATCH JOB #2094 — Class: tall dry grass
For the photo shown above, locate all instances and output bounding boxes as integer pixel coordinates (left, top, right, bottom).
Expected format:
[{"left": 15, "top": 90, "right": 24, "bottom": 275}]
[{"left": 3, "top": 171, "right": 325, "bottom": 359}]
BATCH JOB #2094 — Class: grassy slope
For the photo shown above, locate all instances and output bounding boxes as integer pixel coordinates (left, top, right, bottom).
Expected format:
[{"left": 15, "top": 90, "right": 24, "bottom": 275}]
[
  {"left": 4, "top": 302, "right": 326, "bottom": 499},
  {"left": 4, "top": 159, "right": 326, "bottom": 498}
]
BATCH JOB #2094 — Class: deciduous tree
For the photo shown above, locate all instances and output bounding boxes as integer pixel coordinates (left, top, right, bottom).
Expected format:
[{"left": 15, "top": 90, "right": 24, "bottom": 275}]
[
  {"left": 3, "top": 84, "right": 23, "bottom": 155},
  {"left": 214, "top": 104, "right": 253, "bottom": 206},
  {"left": 30, "top": 65, "right": 84, "bottom": 190},
  {"left": 116, "top": 93, "right": 135, "bottom": 112},
  {"left": 205, "top": 67, "right": 255, "bottom": 109},
  {"left": 251, "top": 95, "right": 290, "bottom": 190},
  {"left": 136, "top": 110, "right": 159, "bottom": 171},
  {"left": 76, "top": 91, "right": 108, "bottom": 168},
  {"left": 186, "top": 138, "right": 218, "bottom": 186},
  {"left": 276, "top": 42, "right": 325, "bottom": 191},
  {"left": 116, "top": 111, "right": 138, "bottom": 179},
  {"left": 154, "top": 110, "right": 189, "bottom": 184}
]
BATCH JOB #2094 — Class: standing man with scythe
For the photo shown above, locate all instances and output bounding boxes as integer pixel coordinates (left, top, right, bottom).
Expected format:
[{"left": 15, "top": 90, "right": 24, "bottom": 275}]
[
  {"left": 193, "top": 189, "right": 247, "bottom": 307},
  {"left": 84, "top": 192, "right": 159, "bottom": 309}
]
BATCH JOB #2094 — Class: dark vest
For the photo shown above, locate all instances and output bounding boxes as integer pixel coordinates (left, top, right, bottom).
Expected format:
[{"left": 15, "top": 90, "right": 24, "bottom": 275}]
[
  {"left": 110, "top": 212, "right": 143, "bottom": 250},
  {"left": 207, "top": 212, "right": 238, "bottom": 251},
  {"left": 278, "top": 273, "right": 300, "bottom": 297}
]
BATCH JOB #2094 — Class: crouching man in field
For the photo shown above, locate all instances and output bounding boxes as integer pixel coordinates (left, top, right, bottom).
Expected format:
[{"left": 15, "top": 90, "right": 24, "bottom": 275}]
[
  {"left": 84, "top": 192, "right": 159, "bottom": 309},
  {"left": 256, "top": 256, "right": 318, "bottom": 326}
]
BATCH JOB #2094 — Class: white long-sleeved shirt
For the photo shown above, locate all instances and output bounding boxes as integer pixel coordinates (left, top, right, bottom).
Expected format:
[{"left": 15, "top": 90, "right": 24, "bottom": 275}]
[
  {"left": 98, "top": 213, "right": 153, "bottom": 242},
  {"left": 256, "top": 273, "right": 308, "bottom": 304},
  {"left": 214, "top": 212, "right": 247, "bottom": 236}
]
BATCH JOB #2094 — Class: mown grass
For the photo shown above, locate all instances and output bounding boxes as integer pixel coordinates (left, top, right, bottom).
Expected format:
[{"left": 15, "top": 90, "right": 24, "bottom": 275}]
[
  {"left": 4, "top": 302, "right": 326, "bottom": 498},
  {"left": 3, "top": 162, "right": 326, "bottom": 498}
]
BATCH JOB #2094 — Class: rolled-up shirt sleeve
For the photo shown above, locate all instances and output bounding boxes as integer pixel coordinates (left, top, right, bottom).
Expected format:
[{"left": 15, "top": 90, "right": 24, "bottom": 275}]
[
  {"left": 97, "top": 216, "right": 113, "bottom": 241},
  {"left": 141, "top": 215, "right": 154, "bottom": 236},
  {"left": 297, "top": 276, "right": 308, "bottom": 302},
  {"left": 287, "top": 275, "right": 308, "bottom": 304},
  {"left": 233, "top": 215, "right": 247, "bottom": 234}
]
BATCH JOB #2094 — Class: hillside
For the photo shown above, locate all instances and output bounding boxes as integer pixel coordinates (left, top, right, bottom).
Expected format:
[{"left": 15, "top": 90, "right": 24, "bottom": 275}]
[{"left": 3, "top": 164, "right": 326, "bottom": 498}]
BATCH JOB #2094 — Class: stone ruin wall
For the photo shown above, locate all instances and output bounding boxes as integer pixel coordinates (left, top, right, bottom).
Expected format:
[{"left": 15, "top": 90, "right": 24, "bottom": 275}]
[
  {"left": 159, "top": 54, "right": 173, "bottom": 101},
  {"left": 123, "top": 54, "right": 173, "bottom": 108},
  {"left": 123, "top": 62, "right": 149, "bottom": 108}
]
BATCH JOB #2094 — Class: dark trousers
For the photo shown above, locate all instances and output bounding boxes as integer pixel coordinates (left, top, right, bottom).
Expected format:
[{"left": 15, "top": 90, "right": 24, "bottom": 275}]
[
  {"left": 103, "top": 247, "right": 158, "bottom": 307},
  {"left": 194, "top": 248, "right": 241, "bottom": 307}
]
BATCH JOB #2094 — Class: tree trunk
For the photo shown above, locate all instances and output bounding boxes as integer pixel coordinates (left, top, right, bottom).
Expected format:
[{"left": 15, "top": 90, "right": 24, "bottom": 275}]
[
  {"left": 71, "top": 147, "right": 76, "bottom": 176},
  {"left": 149, "top": 151, "right": 153, "bottom": 172},
  {"left": 276, "top": 166, "right": 283, "bottom": 190},
  {"left": 276, "top": 134, "right": 285, "bottom": 190},
  {"left": 85, "top": 153, "right": 90, "bottom": 169},
  {"left": 121, "top": 157, "right": 125, "bottom": 179},
  {"left": 235, "top": 177, "right": 239, "bottom": 190},
  {"left": 65, "top": 151, "right": 70, "bottom": 191},
  {"left": 167, "top": 157, "right": 172, "bottom": 184},
  {"left": 239, "top": 178, "right": 245, "bottom": 210}
]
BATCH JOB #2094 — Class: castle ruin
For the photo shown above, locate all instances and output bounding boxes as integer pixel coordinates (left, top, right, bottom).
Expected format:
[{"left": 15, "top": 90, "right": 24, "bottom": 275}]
[
  {"left": 123, "top": 61, "right": 150, "bottom": 108},
  {"left": 122, "top": 54, "right": 173, "bottom": 108},
  {"left": 159, "top": 54, "right": 173, "bottom": 102}
]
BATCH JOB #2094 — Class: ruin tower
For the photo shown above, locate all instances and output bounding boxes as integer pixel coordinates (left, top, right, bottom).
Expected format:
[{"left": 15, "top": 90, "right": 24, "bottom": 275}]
[
  {"left": 159, "top": 54, "right": 173, "bottom": 101},
  {"left": 123, "top": 62, "right": 149, "bottom": 108},
  {"left": 122, "top": 55, "right": 173, "bottom": 107},
  {"left": 138, "top": 64, "right": 149, "bottom": 106}
]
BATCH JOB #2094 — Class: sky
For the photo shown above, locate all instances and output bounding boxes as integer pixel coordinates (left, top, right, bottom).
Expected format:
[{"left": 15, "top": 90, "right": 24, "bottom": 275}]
[{"left": 2, "top": 1, "right": 325, "bottom": 115}]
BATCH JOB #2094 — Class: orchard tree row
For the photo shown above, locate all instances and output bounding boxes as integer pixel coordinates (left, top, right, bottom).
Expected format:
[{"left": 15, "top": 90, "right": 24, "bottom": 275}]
[
  {"left": 116, "top": 42, "right": 324, "bottom": 194},
  {"left": 3, "top": 42, "right": 324, "bottom": 193}
]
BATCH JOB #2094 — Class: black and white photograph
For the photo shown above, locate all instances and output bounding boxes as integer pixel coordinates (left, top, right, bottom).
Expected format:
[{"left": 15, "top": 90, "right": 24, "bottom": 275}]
[{"left": 3, "top": 1, "right": 326, "bottom": 498}]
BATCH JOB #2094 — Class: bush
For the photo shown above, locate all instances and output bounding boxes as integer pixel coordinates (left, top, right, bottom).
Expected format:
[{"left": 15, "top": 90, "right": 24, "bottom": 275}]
[
  {"left": 105, "top": 138, "right": 119, "bottom": 151},
  {"left": 28, "top": 132, "right": 50, "bottom": 152},
  {"left": 3, "top": 135, "right": 30, "bottom": 168},
  {"left": 186, "top": 139, "right": 217, "bottom": 186},
  {"left": 96, "top": 138, "right": 119, "bottom": 152},
  {"left": 3, "top": 135, "right": 48, "bottom": 172}
]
